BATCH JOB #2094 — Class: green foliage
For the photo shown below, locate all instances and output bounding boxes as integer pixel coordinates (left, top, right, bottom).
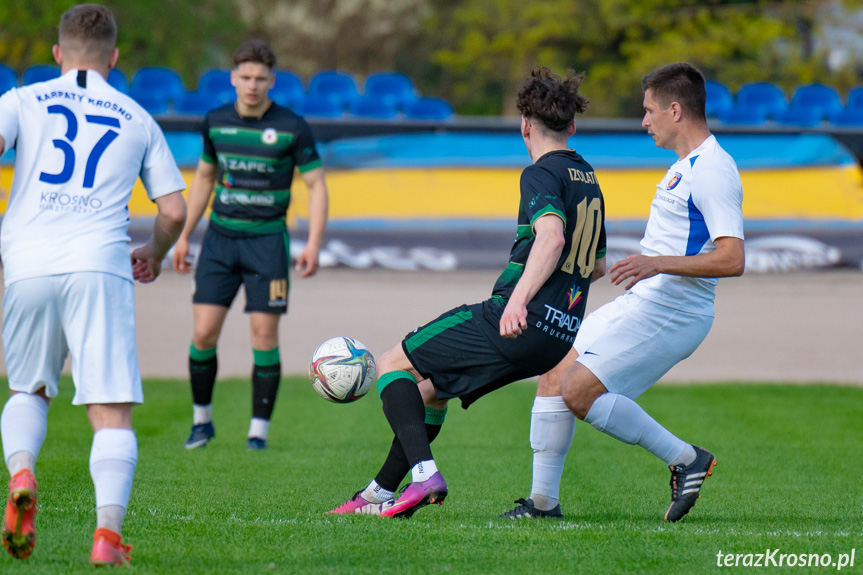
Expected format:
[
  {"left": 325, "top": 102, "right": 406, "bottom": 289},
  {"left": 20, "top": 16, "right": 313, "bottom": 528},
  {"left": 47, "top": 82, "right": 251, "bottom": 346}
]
[
  {"left": 2, "top": 377, "right": 861, "bottom": 574},
  {"left": 0, "top": 0, "right": 245, "bottom": 87},
  {"left": 417, "top": 0, "right": 863, "bottom": 116}
]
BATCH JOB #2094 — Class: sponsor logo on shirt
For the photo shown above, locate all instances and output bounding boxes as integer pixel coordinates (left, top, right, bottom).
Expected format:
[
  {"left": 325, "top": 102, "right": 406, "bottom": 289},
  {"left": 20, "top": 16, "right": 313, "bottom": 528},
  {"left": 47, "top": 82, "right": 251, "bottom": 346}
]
[
  {"left": 566, "top": 285, "right": 583, "bottom": 310},
  {"left": 666, "top": 172, "right": 682, "bottom": 190},
  {"left": 218, "top": 190, "right": 276, "bottom": 206},
  {"left": 533, "top": 304, "right": 581, "bottom": 343},
  {"left": 261, "top": 128, "right": 278, "bottom": 145},
  {"left": 39, "top": 191, "right": 102, "bottom": 214}
]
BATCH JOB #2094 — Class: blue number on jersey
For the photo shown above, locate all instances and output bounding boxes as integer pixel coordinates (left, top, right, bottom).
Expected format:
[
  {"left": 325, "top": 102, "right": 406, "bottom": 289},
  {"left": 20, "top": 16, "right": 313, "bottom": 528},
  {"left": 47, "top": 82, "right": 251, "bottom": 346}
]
[{"left": 39, "top": 105, "right": 121, "bottom": 188}]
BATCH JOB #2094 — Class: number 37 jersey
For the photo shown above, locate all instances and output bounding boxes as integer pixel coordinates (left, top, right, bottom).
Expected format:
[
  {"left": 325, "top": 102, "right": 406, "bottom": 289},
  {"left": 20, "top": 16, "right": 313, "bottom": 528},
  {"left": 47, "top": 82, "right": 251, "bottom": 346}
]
[{"left": 0, "top": 69, "right": 185, "bottom": 286}]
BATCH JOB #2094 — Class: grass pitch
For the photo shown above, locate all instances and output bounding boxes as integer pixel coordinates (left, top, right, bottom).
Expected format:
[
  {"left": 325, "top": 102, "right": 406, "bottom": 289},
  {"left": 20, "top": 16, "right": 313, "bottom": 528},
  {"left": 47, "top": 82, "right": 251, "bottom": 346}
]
[{"left": 2, "top": 377, "right": 861, "bottom": 574}]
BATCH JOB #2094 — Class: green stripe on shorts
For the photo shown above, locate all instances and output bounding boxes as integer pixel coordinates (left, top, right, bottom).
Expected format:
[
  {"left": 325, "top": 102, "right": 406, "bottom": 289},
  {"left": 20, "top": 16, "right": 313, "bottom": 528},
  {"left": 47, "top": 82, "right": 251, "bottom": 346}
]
[{"left": 405, "top": 310, "right": 473, "bottom": 354}]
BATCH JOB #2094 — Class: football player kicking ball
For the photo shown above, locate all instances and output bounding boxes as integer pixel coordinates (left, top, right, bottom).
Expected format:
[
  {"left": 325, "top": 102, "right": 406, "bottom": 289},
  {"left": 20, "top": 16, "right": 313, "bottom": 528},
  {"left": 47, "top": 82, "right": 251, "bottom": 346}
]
[
  {"left": 330, "top": 67, "right": 607, "bottom": 518},
  {"left": 501, "top": 63, "right": 745, "bottom": 522},
  {"left": 0, "top": 4, "right": 186, "bottom": 565}
]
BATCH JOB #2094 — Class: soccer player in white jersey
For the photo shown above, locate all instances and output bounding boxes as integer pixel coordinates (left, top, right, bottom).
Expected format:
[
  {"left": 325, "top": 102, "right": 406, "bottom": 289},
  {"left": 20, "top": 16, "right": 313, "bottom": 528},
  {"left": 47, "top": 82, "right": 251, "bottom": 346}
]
[
  {"left": 0, "top": 4, "right": 186, "bottom": 565},
  {"left": 501, "top": 62, "right": 744, "bottom": 522}
]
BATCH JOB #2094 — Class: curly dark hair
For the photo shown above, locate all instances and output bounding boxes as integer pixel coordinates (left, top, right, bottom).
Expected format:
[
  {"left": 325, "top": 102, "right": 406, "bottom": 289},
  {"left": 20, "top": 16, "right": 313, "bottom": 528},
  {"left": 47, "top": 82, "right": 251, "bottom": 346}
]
[
  {"left": 641, "top": 63, "right": 706, "bottom": 121},
  {"left": 516, "top": 67, "right": 588, "bottom": 133}
]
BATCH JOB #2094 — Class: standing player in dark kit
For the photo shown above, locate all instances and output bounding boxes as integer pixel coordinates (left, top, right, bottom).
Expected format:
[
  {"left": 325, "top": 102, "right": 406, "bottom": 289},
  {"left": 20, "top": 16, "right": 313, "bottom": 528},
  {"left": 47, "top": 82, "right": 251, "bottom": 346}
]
[
  {"left": 330, "top": 67, "right": 607, "bottom": 517},
  {"left": 172, "top": 39, "right": 329, "bottom": 450}
]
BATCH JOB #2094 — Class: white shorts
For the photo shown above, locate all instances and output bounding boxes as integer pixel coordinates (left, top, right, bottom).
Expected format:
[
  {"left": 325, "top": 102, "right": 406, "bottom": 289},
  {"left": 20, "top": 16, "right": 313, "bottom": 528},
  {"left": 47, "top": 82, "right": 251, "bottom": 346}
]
[
  {"left": 575, "top": 292, "right": 713, "bottom": 399},
  {"left": 2, "top": 273, "right": 143, "bottom": 405}
]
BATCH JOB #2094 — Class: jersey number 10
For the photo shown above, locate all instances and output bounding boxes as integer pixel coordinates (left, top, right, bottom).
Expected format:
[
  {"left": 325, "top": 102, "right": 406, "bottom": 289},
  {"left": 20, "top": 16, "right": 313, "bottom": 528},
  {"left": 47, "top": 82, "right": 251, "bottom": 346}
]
[
  {"left": 39, "top": 104, "right": 121, "bottom": 188},
  {"left": 561, "top": 197, "right": 602, "bottom": 279}
]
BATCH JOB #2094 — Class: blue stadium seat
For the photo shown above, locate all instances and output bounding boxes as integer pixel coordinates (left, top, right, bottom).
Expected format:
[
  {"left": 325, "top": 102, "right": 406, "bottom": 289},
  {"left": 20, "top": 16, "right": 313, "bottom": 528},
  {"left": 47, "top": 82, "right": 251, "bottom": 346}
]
[
  {"left": 307, "top": 71, "right": 359, "bottom": 109},
  {"left": 270, "top": 71, "right": 305, "bottom": 109},
  {"left": 107, "top": 68, "right": 129, "bottom": 93},
  {"left": 175, "top": 90, "right": 231, "bottom": 115},
  {"left": 349, "top": 97, "right": 398, "bottom": 119},
  {"left": 735, "top": 82, "right": 787, "bottom": 119},
  {"left": 302, "top": 98, "right": 344, "bottom": 118},
  {"left": 133, "top": 92, "right": 170, "bottom": 115},
  {"left": 364, "top": 71, "right": 417, "bottom": 110},
  {"left": 773, "top": 107, "right": 822, "bottom": 127},
  {"left": 0, "top": 65, "right": 18, "bottom": 95},
  {"left": 197, "top": 69, "right": 233, "bottom": 96},
  {"left": 830, "top": 107, "right": 863, "bottom": 126},
  {"left": 790, "top": 83, "right": 842, "bottom": 120},
  {"left": 845, "top": 86, "right": 863, "bottom": 110},
  {"left": 130, "top": 66, "right": 185, "bottom": 110},
  {"left": 23, "top": 64, "right": 61, "bottom": 85},
  {"left": 718, "top": 106, "right": 767, "bottom": 125},
  {"left": 404, "top": 97, "right": 454, "bottom": 121},
  {"left": 705, "top": 80, "right": 733, "bottom": 118}
]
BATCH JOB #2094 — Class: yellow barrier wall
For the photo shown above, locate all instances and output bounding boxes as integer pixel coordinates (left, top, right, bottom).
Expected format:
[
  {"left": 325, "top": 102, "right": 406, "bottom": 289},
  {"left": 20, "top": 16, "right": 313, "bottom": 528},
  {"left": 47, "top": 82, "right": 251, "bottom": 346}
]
[{"left": 3, "top": 165, "right": 862, "bottom": 222}]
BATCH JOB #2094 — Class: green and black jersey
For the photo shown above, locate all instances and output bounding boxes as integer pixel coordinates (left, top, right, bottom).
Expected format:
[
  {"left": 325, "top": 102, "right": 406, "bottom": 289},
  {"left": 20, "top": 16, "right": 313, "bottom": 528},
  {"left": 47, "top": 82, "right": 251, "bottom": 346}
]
[
  {"left": 201, "top": 103, "right": 322, "bottom": 236},
  {"left": 484, "top": 149, "right": 606, "bottom": 346}
]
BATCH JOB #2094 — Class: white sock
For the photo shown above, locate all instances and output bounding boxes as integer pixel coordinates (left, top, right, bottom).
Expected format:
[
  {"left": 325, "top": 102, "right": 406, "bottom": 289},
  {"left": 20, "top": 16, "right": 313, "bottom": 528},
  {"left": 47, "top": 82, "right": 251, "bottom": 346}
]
[
  {"left": 1, "top": 393, "right": 49, "bottom": 475},
  {"left": 669, "top": 445, "right": 697, "bottom": 468},
  {"left": 529, "top": 396, "right": 575, "bottom": 510},
  {"left": 248, "top": 417, "right": 269, "bottom": 440},
  {"left": 584, "top": 393, "right": 688, "bottom": 466},
  {"left": 411, "top": 460, "right": 438, "bottom": 483},
  {"left": 360, "top": 480, "right": 394, "bottom": 503},
  {"left": 90, "top": 428, "right": 138, "bottom": 534},
  {"left": 193, "top": 404, "right": 212, "bottom": 425}
]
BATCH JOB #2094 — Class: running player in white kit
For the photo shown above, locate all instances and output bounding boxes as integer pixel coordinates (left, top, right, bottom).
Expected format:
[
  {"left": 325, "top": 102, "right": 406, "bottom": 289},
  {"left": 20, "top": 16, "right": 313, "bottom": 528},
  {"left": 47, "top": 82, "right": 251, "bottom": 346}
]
[
  {"left": 0, "top": 4, "right": 186, "bottom": 565},
  {"left": 501, "top": 63, "right": 745, "bottom": 523}
]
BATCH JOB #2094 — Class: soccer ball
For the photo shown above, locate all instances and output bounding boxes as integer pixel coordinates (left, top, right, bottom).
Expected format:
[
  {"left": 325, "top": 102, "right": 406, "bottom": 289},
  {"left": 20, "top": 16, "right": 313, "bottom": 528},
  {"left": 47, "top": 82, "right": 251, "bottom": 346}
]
[{"left": 309, "top": 337, "right": 376, "bottom": 403}]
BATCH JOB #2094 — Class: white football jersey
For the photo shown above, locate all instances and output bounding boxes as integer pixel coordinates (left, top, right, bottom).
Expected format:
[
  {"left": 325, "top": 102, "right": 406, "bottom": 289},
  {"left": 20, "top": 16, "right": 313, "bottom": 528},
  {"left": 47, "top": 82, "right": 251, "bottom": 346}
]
[
  {"left": 630, "top": 135, "right": 744, "bottom": 316},
  {"left": 0, "top": 69, "right": 185, "bottom": 286}
]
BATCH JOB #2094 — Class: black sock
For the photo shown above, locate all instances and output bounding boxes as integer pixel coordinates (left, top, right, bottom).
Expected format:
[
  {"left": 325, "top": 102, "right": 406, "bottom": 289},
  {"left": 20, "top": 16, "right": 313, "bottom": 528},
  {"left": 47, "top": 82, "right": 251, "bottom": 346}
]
[
  {"left": 252, "top": 362, "right": 281, "bottom": 420},
  {"left": 375, "top": 422, "right": 443, "bottom": 492},
  {"left": 380, "top": 378, "right": 432, "bottom": 469},
  {"left": 189, "top": 351, "right": 218, "bottom": 406}
]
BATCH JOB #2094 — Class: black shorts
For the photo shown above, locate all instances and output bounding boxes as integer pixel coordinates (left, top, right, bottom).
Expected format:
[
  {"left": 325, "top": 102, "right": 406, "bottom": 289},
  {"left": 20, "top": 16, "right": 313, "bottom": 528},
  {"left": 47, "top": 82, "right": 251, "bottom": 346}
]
[
  {"left": 193, "top": 226, "right": 290, "bottom": 314},
  {"left": 402, "top": 298, "right": 570, "bottom": 409}
]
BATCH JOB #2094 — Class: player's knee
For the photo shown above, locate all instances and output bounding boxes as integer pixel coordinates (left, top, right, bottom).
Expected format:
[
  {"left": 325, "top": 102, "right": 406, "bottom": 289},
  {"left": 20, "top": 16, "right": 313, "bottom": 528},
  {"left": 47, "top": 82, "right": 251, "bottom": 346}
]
[
  {"left": 561, "top": 380, "right": 591, "bottom": 421},
  {"left": 377, "top": 345, "right": 410, "bottom": 374}
]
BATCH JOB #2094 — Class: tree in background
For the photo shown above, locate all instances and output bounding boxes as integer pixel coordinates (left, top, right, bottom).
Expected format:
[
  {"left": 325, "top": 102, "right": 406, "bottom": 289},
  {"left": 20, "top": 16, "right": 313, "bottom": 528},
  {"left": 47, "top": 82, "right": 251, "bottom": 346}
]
[
  {"left": 0, "top": 0, "right": 245, "bottom": 88},
  {"left": 236, "top": 0, "right": 430, "bottom": 79}
]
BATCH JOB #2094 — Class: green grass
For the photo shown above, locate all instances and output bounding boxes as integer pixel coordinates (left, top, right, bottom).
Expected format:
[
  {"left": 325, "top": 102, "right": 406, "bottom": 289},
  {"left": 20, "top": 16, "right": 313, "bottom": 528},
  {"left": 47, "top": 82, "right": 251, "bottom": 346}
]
[{"left": 2, "top": 377, "right": 862, "bottom": 574}]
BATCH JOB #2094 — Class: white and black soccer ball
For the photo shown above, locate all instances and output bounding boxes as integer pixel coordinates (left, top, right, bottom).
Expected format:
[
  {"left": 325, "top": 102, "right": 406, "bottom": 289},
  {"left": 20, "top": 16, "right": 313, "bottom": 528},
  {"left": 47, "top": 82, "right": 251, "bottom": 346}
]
[{"left": 309, "top": 337, "right": 376, "bottom": 403}]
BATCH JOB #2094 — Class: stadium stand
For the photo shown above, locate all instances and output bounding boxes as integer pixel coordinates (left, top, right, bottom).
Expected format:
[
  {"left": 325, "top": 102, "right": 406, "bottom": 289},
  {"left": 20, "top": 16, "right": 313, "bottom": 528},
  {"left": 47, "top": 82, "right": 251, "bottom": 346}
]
[
  {"left": 705, "top": 80, "right": 733, "bottom": 118},
  {"left": 718, "top": 106, "right": 768, "bottom": 125},
  {"left": 307, "top": 71, "right": 359, "bottom": 109},
  {"left": 364, "top": 71, "right": 418, "bottom": 111},
  {"left": 130, "top": 66, "right": 185, "bottom": 112},
  {"left": 107, "top": 68, "right": 129, "bottom": 93},
  {"left": 349, "top": 97, "right": 399, "bottom": 119},
  {"left": 735, "top": 82, "right": 788, "bottom": 119},
  {"left": 0, "top": 65, "right": 18, "bottom": 95},
  {"left": 23, "top": 64, "right": 61, "bottom": 85},
  {"left": 270, "top": 70, "right": 305, "bottom": 110},
  {"left": 302, "top": 98, "right": 344, "bottom": 118},
  {"left": 773, "top": 106, "right": 822, "bottom": 127},
  {"left": 197, "top": 69, "right": 233, "bottom": 97},
  {"left": 404, "top": 97, "right": 454, "bottom": 121},
  {"left": 830, "top": 106, "right": 863, "bottom": 126},
  {"left": 790, "top": 83, "right": 842, "bottom": 121},
  {"left": 845, "top": 86, "right": 863, "bottom": 110}
]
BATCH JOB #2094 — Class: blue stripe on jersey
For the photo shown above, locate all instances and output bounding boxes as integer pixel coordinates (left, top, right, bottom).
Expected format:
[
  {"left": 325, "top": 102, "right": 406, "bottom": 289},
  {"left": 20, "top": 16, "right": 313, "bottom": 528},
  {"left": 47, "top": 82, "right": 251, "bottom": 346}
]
[
  {"left": 689, "top": 155, "right": 699, "bottom": 167},
  {"left": 686, "top": 195, "right": 710, "bottom": 256}
]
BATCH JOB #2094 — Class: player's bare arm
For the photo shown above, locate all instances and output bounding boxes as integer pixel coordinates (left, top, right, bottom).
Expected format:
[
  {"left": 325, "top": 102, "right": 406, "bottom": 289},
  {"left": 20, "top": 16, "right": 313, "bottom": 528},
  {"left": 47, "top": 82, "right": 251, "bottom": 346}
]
[
  {"left": 295, "top": 166, "right": 329, "bottom": 278},
  {"left": 132, "top": 191, "right": 187, "bottom": 283},
  {"left": 591, "top": 256, "right": 607, "bottom": 283},
  {"left": 172, "top": 159, "right": 217, "bottom": 274},
  {"left": 500, "top": 214, "right": 566, "bottom": 339},
  {"left": 0, "top": 134, "right": 5, "bottom": 155},
  {"left": 610, "top": 235, "right": 744, "bottom": 290}
]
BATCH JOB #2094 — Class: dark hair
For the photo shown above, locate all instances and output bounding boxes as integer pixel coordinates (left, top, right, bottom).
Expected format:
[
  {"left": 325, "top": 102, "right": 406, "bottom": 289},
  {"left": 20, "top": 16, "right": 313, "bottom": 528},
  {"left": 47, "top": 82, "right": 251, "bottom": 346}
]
[
  {"left": 232, "top": 39, "right": 276, "bottom": 70},
  {"left": 58, "top": 4, "right": 117, "bottom": 59},
  {"left": 641, "top": 63, "right": 706, "bottom": 121},
  {"left": 516, "top": 67, "right": 588, "bottom": 134}
]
